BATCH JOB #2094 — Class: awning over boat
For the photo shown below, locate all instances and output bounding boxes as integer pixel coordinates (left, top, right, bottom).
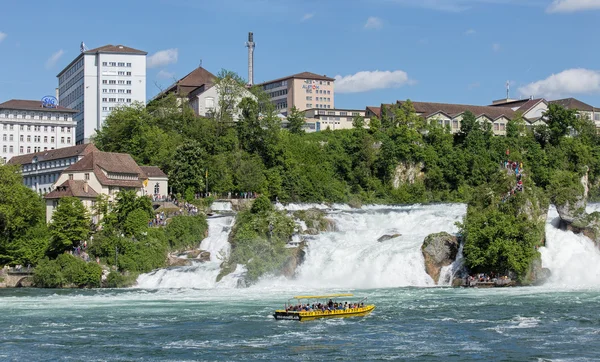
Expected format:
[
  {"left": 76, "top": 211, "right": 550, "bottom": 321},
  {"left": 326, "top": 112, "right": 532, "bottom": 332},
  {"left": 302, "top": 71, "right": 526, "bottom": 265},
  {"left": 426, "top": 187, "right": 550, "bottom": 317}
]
[{"left": 292, "top": 294, "right": 354, "bottom": 299}]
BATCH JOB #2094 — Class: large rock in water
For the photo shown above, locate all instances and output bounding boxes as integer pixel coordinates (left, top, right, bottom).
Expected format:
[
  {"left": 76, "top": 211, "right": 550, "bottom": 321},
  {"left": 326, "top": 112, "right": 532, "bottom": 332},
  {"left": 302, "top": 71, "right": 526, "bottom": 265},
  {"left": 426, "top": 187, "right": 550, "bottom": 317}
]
[
  {"left": 421, "top": 232, "right": 459, "bottom": 284},
  {"left": 281, "top": 242, "right": 306, "bottom": 278}
]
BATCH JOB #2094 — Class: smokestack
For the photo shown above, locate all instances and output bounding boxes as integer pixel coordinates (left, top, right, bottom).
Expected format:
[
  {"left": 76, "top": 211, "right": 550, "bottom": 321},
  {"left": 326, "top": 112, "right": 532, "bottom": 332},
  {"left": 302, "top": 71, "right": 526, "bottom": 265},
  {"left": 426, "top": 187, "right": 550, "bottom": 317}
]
[
  {"left": 55, "top": 87, "right": 59, "bottom": 102},
  {"left": 245, "top": 32, "right": 255, "bottom": 86}
]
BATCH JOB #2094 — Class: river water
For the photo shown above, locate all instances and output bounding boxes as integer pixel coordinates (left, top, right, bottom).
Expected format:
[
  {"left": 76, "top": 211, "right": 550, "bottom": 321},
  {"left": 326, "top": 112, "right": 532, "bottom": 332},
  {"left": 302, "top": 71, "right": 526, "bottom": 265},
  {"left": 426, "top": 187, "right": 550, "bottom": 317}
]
[{"left": 1, "top": 204, "right": 600, "bottom": 361}]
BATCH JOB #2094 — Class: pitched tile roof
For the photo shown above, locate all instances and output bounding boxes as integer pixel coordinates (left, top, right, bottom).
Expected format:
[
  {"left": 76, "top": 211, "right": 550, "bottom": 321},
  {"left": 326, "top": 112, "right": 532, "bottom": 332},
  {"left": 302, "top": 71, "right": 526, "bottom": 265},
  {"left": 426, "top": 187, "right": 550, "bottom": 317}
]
[
  {"left": 514, "top": 98, "right": 546, "bottom": 113},
  {"left": 366, "top": 106, "right": 381, "bottom": 117},
  {"left": 151, "top": 67, "right": 217, "bottom": 100},
  {"left": 7, "top": 144, "right": 97, "bottom": 165},
  {"left": 84, "top": 44, "right": 147, "bottom": 55},
  {"left": 44, "top": 180, "right": 99, "bottom": 199},
  {"left": 65, "top": 151, "right": 145, "bottom": 188},
  {"left": 257, "top": 72, "right": 335, "bottom": 86},
  {"left": 397, "top": 100, "right": 515, "bottom": 120},
  {"left": 140, "top": 166, "right": 167, "bottom": 178},
  {"left": 549, "top": 98, "right": 595, "bottom": 112},
  {"left": 0, "top": 99, "right": 78, "bottom": 113}
]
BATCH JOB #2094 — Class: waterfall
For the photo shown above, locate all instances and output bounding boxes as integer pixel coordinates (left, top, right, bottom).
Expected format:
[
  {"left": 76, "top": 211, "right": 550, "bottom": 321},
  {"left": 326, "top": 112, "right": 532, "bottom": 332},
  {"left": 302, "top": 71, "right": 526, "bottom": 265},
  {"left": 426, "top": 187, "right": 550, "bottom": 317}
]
[
  {"left": 136, "top": 216, "right": 237, "bottom": 288},
  {"left": 539, "top": 205, "right": 600, "bottom": 288},
  {"left": 211, "top": 201, "right": 232, "bottom": 212},
  {"left": 259, "top": 204, "right": 467, "bottom": 289}
]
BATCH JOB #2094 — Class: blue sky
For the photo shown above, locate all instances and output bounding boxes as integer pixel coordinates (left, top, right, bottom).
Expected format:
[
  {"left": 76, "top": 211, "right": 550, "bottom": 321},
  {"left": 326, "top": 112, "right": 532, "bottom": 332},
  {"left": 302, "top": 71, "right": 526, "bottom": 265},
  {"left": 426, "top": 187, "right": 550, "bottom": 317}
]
[{"left": 0, "top": 0, "right": 599, "bottom": 109}]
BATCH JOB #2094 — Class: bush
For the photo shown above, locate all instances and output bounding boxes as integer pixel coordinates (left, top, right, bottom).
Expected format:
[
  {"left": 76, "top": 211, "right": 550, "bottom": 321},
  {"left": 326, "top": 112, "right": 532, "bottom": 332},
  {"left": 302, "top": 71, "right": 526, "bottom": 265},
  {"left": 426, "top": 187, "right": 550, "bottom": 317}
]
[
  {"left": 164, "top": 215, "right": 208, "bottom": 251},
  {"left": 33, "top": 254, "right": 101, "bottom": 288}
]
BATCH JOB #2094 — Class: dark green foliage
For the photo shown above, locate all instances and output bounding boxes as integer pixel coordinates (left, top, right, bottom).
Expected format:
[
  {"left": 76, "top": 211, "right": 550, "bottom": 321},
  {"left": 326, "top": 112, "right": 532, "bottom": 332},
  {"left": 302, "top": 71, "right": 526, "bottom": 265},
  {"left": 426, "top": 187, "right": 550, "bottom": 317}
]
[
  {"left": 48, "top": 197, "right": 90, "bottom": 258},
  {"left": 33, "top": 254, "right": 102, "bottom": 288},
  {"left": 286, "top": 106, "right": 305, "bottom": 135},
  {"left": 250, "top": 195, "right": 273, "bottom": 214},
  {"left": 164, "top": 215, "right": 208, "bottom": 251}
]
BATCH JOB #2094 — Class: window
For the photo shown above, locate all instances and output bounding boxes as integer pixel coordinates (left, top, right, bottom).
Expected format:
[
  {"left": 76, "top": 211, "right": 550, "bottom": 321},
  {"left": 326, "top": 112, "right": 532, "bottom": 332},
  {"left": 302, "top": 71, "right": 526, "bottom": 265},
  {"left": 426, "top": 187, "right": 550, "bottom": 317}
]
[
  {"left": 102, "top": 62, "right": 108, "bottom": 66},
  {"left": 44, "top": 136, "right": 47, "bottom": 143},
  {"left": 118, "top": 89, "right": 125, "bottom": 93},
  {"left": 102, "top": 89, "right": 108, "bottom": 93},
  {"left": 340, "top": 112, "right": 347, "bottom": 116},
  {"left": 51, "top": 126, "right": 55, "bottom": 132},
  {"left": 126, "top": 99, "right": 131, "bottom": 103},
  {"left": 109, "top": 62, "right": 116, "bottom": 66},
  {"left": 19, "top": 146, "right": 23, "bottom": 154},
  {"left": 102, "top": 98, "right": 108, "bottom": 102},
  {"left": 85, "top": 173, "right": 90, "bottom": 180},
  {"left": 595, "top": 113, "right": 600, "bottom": 121},
  {"left": 61, "top": 127, "right": 64, "bottom": 132},
  {"left": 118, "top": 62, "right": 125, "bottom": 67},
  {"left": 126, "top": 90, "right": 132, "bottom": 94},
  {"left": 500, "top": 123, "right": 506, "bottom": 131},
  {"left": 205, "top": 97, "right": 215, "bottom": 109},
  {"left": 2, "top": 145, "right": 5, "bottom": 153},
  {"left": 126, "top": 81, "right": 131, "bottom": 85},
  {"left": 20, "top": 125, "right": 24, "bottom": 131},
  {"left": 306, "top": 96, "right": 312, "bottom": 101},
  {"left": 9, "top": 124, "right": 13, "bottom": 130},
  {"left": 61, "top": 137, "right": 65, "bottom": 143},
  {"left": 452, "top": 120, "right": 459, "bottom": 129},
  {"left": 69, "top": 174, "right": 74, "bottom": 180},
  {"left": 109, "top": 98, "right": 116, "bottom": 102},
  {"left": 20, "top": 135, "right": 23, "bottom": 142},
  {"left": 27, "top": 135, "right": 31, "bottom": 142},
  {"left": 118, "top": 71, "right": 125, "bottom": 75},
  {"left": 102, "top": 107, "right": 108, "bottom": 111},
  {"left": 306, "top": 103, "right": 312, "bottom": 108},
  {"left": 67, "top": 137, "right": 71, "bottom": 143},
  {"left": 126, "top": 62, "right": 132, "bottom": 67},
  {"left": 9, "top": 146, "right": 13, "bottom": 153},
  {"left": 51, "top": 136, "right": 54, "bottom": 142},
  {"left": 493, "top": 123, "right": 499, "bottom": 131},
  {"left": 102, "top": 80, "right": 108, "bottom": 84},
  {"left": 126, "top": 72, "right": 131, "bottom": 76},
  {"left": 27, "top": 146, "right": 31, "bottom": 153},
  {"left": 109, "top": 80, "right": 116, "bottom": 84}
]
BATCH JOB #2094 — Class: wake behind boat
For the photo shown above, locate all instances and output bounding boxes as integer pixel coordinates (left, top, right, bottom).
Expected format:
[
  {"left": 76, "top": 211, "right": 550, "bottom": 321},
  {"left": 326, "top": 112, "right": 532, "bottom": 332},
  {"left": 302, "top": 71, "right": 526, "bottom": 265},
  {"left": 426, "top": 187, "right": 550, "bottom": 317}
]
[{"left": 273, "top": 293, "right": 375, "bottom": 321}]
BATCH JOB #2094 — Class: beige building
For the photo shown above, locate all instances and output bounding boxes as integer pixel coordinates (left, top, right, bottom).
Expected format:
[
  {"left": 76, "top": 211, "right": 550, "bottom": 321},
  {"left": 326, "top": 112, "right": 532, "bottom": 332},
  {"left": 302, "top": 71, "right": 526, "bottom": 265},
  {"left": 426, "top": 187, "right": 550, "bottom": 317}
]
[
  {"left": 258, "top": 72, "right": 335, "bottom": 116},
  {"left": 303, "top": 108, "right": 367, "bottom": 132},
  {"left": 547, "top": 98, "right": 600, "bottom": 128},
  {"left": 44, "top": 150, "right": 168, "bottom": 223}
]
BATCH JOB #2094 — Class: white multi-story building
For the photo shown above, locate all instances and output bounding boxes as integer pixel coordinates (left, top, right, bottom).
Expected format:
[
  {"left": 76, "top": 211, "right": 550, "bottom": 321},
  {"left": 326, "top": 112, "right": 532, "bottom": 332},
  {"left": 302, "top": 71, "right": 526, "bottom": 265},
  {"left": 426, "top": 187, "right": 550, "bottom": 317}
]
[
  {"left": 57, "top": 44, "right": 147, "bottom": 144},
  {"left": 7, "top": 143, "right": 97, "bottom": 195},
  {"left": 303, "top": 108, "right": 368, "bottom": 132},
  {"left": 0, "top": 99, "right": 77, "bottom": 164}
]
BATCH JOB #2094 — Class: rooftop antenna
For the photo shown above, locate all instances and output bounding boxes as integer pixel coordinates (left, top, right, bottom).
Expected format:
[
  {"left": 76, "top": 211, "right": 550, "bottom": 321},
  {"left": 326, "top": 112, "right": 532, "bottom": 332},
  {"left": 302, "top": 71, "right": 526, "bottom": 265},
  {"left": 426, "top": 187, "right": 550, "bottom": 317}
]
[
  {"left": 199, "top": 59, "right": 202, "bottom": 68},
  {"left": 80, "top": 41, "right": 87, "bottom": 53},
  {"left": 506, "top": 80, "right": 510, "bottom": 100},
  {"left": 245, "top": 32, "right": 255, "bottom": 86}
]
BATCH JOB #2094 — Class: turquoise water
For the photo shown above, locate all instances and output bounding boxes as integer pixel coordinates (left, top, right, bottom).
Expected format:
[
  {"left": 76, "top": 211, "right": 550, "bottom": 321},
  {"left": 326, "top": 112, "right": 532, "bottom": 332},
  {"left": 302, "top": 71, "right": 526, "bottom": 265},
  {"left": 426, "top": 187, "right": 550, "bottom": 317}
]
[{"left": 1, "top": 286, "right": 599, "bottom": 361}]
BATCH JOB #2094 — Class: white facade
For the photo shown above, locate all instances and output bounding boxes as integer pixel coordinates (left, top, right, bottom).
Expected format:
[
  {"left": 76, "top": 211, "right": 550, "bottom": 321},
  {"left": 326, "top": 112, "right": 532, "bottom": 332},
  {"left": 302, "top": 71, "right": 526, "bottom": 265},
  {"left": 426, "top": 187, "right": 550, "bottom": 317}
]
[
  {"left": 57, "top": 45, "right": 147, "bottom": 144},
  {"left": 189, "top": 85, "right": 255, "bottom": 121},
  {"left": 0, "top": 100, "right": 77, "bottom": 164},
  {"left": 303, "top": 108, "right": 367, "bottom": 132}
]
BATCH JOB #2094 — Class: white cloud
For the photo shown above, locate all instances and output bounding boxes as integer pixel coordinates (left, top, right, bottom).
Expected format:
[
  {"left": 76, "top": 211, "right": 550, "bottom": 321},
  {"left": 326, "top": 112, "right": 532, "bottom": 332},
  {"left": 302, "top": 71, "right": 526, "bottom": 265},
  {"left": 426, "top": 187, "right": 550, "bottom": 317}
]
[
  {"left": 492, "top": 43, "right": 501, "bottom": 52},
  {"left": 547, "top": 0, "right": 600, "bottom": 12},
  {"left": 518, "top": 68, "right": 600, "bottom": 98},
  {"left": 45, "top": 49, "right": 64, "bottom": 69},
  {"left": 465, "top": 29, "right": 476, "bottom": 35},
  {"left": 334, "top": 70, "right": 414, "bottom": 93},
  {"left": 0, "top": 32, "right": 6, "bottom": 43},
  {"left": 157, "top": 70, "right": 175, "bottom": 79},
  {"left": 364, "top": 16, "right": 383, "bottom": 29},
  {"left": 301, "top": 13, "right": 314, "bottom": 21},
  {"left": 147, "top": 48, "right": 178, "bottom": 68}
]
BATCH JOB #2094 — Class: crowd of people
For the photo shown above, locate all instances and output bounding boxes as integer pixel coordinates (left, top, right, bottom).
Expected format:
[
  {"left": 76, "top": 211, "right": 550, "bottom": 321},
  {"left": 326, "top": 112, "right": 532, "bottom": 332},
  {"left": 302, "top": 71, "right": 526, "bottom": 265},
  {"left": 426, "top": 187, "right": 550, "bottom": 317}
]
[
  {"left": 467, "top": 273, "right": 511, "bottom": 286},
  {"left": 501, "top": 160, "right": 525, "bottom": 202},
  {"left": 286, "top": 300, "right": 365, "bottom": 313}
]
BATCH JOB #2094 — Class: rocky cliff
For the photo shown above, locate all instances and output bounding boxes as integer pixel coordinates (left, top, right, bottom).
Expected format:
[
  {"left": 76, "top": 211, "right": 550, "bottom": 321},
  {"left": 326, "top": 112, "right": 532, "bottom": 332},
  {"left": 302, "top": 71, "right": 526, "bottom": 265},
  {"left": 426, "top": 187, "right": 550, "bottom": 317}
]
[{"left": 421, "top": 232, "right": 459, "bottom": 284}]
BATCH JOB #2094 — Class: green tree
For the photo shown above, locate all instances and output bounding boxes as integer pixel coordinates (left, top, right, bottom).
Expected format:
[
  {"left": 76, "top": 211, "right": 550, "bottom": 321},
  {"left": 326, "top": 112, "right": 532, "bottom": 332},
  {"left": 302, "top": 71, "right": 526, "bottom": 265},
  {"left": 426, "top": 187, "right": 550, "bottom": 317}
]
[
  {"left": 48, "top": 197, "right": 90, "bottom": 257},
  {"left": 169, "top": 140, "right": 208, "bottom": 194},
  {"left": 286, "top": 106, "right": 305, "bottom": 134},
  {"left": 544, "top": 103, "right": 578, "bottom": 146}
]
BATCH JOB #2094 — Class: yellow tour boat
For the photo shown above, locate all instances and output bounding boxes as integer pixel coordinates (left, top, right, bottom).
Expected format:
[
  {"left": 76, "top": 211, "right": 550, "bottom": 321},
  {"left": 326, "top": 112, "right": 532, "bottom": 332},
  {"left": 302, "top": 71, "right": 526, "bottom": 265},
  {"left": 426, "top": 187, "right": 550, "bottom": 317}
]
[{"left": 273, "top": 293, "right": 375, "bottom": 321}]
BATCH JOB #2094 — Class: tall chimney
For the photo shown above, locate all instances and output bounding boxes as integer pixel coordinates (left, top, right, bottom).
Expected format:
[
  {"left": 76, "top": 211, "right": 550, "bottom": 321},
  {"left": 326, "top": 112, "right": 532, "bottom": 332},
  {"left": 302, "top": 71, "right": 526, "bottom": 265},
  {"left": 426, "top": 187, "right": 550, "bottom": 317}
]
[
  {"left": 245, "top": 32, "right": 255, "bottom": 86},
  {"left": 55, "top": 87, "right": 59, "bottom": 102}
]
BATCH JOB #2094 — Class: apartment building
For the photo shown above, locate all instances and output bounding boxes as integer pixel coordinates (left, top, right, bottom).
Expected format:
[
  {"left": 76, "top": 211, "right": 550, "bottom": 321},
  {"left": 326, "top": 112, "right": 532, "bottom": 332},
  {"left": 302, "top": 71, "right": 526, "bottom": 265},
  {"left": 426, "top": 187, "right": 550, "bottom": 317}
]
[
  {"left": 57, "top": 44, "right": 147, "bottom": 144},
  {"left": 258, "top": 72, "right": 335, "bottom": 116},
  {"left": 303, "top": 108, "right": 368, "bottom": 132},
  {"left": 0, "top": 99, "right": 77, "bottom": 164},
  {"left": 548, "top": 98, "right": 600, "bottom": 127}
]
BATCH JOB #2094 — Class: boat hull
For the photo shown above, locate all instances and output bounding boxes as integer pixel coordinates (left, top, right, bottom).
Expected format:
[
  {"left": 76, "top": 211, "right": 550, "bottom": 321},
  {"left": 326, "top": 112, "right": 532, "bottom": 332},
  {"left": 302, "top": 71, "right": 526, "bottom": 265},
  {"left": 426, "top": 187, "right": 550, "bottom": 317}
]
[{"left": 273, "top": 305, "right": 375, "bottom": 321}]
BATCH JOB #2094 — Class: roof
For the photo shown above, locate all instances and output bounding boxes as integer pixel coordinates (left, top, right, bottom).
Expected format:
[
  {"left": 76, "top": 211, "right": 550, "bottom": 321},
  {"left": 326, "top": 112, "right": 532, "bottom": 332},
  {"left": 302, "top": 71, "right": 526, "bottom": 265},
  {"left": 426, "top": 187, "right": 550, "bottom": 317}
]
[
  {"left": 257, "top": 72, "right": 335, "bottom": 86},
  {"left": 397, "top": 100, "right": 515, "bottom": 120},
  {"left": 7, "top": 144, "right": 97, "bottom": 165},
  {"left": 140, "top": 166, "right": 168, "bottom": 178},
  {"left": 65, "top": 151, "right": 145, "bottom": 188},
  {"left": 84, "top": 44, "right": 147, "bottom": 55},
  {"left": 515, "top": 98, "right": 546, "bottom": 114},
  {"left": 549, "top": 98, "right": 596, "bottom": 112},
  {"left": 489, "top": 99, "right": 532, "bottom": 108},
  {"left": 0, "top": 99, "right": 78, "bottom": 113},
  {"left": 44, "top": 180, "right": 99, "bottom": 199},
  {"left": 57, "top": 44, "right": 146, "bottom": 77},
  {"left": 366, "top": 106, "right": 381, "bottom": 117},
  {"left": 153, "top": 67, "right": 217, "bottom": 100}
]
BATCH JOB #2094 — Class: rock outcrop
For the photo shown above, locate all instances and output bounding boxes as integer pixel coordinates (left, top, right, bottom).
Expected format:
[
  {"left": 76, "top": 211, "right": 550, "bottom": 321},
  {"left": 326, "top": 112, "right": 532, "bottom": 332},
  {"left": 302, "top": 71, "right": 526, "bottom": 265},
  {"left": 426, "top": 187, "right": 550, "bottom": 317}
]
[
  {"left": 421, "top": 232, "right": 459, "bottom": 284},
  {"left": 378, "top": 234, "right": 402, "bottom": 242},
  {"left": 392, "top": 162, "right": 425, "bottom": 189},
  {"left": 282, "top": 242, "right": 306, "bottom": 278}
]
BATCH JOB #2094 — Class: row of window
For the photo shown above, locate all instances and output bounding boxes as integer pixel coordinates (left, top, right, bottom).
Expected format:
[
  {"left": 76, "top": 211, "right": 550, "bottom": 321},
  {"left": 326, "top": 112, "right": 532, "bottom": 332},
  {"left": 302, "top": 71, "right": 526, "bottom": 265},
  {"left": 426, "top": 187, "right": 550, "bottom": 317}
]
[
  {"left": 263, "top": 80, "right": 287, "bottom": 90},
  {"left": 24, "top": 157, "right": 78, "bottom": 171},
  {"left": 268, "top": 89, "right": 287, "bottom": 98},
  {"left": 275, "top": 102, "right": 288, "bottom": 110},
  {"left": 58, "top": 58, "right": 84, "bottom": 84},
  {"left": 2, "top": 134, "right": 70, "bottom": 143},
  {"left": 315, "top": 104, "right": 331, "bottom": 109},
  {"left": 102, "top": 78, "right": 132, "bottom": 84},
  {"left": 102, "top": 89, "right": 133, "bottom": 94},
  {"left": 0, "top": 114, "right": 72, "bottom": 122},
  {"left": 2, "top": 145, "right": 61, "bottom": 154},
  {"left": 102, "top": 62, "right": 132, "bottom": 67},
  {"left": 102, "top": 98, "right": 132, "bottom": 103},
  {"left": 304, "top": 79, "right": 331, "bottom": 86},
  {"left": 2, "top": 125, "right": 71, "bottom": 132},
  {"left": 25, "top": 172, "right": 59, "bottom": 187}
]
